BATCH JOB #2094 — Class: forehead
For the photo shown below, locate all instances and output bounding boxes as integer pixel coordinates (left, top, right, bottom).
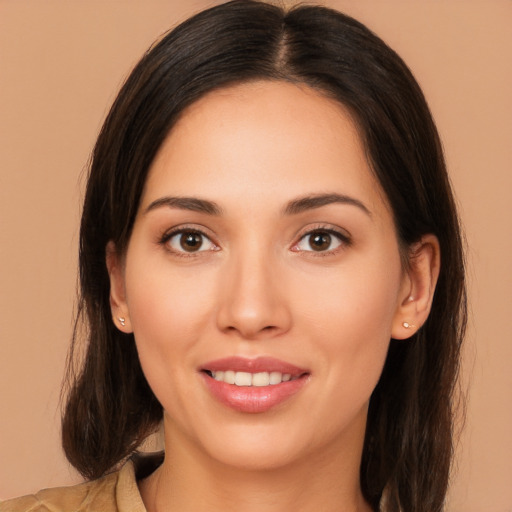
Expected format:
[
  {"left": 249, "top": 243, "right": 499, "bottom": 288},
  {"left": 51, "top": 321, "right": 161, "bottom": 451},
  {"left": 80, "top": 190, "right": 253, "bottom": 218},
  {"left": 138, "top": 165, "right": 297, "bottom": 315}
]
[{"left": 142, "top": 80, "right": 389, "bottom": 217}]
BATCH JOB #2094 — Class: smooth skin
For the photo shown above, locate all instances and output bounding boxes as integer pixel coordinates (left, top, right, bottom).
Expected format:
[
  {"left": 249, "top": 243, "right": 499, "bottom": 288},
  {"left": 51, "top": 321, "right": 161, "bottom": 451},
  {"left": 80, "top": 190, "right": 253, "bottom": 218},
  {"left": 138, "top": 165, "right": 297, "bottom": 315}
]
[{"left": 107, "top": 81, "right": 440, "bottom": 512}]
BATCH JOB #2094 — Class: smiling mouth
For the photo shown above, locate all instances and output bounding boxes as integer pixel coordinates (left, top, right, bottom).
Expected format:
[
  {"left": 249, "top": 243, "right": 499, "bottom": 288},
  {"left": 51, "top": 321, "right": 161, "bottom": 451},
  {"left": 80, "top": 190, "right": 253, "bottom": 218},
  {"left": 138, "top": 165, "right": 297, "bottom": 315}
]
[
  {"left": 203, "top": 370, "right": 302, "bottom": 387},
  {"left": 200, "top": 357, "right": 310, "bottom": 412}
]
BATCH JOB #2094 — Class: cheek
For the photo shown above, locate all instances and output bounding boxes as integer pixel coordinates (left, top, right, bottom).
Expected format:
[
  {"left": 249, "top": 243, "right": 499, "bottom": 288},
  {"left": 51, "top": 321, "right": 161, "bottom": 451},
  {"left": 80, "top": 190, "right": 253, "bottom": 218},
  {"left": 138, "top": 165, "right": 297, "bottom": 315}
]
[
  {"left": 300, "top": 258, "right": 401, "bottom": 333},
  {"left": 123, "top": 256, "right": 218, "bottom": 394},
  {"left": 296, "top": 251, "right": 402, "bottom": 386},
  {"left": 125, "top": 253, "right": 215, "bottom": 338}
]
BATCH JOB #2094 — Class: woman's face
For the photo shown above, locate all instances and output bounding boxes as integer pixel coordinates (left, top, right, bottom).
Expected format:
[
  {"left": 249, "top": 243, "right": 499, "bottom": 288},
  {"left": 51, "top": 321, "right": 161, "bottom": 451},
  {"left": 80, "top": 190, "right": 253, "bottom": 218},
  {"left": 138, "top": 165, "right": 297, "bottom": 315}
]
[{"left": 111, "top": 81, "right": 412, "bottom": 470}]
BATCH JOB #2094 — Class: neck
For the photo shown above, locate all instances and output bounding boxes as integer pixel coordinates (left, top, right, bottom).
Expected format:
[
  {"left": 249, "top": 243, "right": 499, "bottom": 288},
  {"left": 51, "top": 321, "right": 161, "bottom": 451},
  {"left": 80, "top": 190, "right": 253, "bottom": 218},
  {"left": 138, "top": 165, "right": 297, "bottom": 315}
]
[{"left": 140, "top": 419, "right": 372, "bottom": 512}]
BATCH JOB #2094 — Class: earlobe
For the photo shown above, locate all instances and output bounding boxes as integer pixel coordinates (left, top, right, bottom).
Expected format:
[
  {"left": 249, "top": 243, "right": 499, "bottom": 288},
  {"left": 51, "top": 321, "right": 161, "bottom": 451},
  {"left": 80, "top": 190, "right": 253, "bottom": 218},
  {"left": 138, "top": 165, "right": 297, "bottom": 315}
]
[
  {"left": 106, "top": 241, "right": 133, "bottom": 333},
  {"left": 392, "top": 234, "right": 440, "bottom": 340}
]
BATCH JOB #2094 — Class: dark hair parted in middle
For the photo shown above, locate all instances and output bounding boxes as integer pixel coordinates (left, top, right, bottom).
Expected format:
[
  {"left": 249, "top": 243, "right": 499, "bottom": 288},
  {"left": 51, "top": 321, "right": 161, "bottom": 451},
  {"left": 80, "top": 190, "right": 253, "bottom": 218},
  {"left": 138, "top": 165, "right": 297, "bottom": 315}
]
[{"left": 62, "top": 2, "right": 466, "bottom": 512}]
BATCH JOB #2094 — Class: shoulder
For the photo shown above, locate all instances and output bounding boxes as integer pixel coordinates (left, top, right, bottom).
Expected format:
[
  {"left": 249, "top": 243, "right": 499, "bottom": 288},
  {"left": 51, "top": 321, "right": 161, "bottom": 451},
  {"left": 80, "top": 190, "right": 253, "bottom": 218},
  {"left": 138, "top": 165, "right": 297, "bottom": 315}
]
[
  {"left": 0, "top": 471, "right": 120, "bottom": 512},
  {"left": 0, "top": 454, "right": 156, "bottom": 512}
]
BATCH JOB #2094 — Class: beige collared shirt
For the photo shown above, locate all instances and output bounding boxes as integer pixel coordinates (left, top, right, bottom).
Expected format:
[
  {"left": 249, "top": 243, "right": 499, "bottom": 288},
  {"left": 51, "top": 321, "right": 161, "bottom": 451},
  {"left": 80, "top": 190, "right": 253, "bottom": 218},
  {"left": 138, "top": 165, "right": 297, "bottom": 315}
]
[{"left": 0, "top": 456, "right": 154, "bottom": 512}]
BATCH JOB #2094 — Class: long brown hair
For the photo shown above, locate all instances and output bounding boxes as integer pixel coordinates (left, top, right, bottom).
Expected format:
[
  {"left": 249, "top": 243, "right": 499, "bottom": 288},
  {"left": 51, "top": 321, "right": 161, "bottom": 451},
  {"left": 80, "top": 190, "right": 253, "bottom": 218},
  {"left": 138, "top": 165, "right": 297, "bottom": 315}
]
[{"left": 62, "top": 2, "right": 466, "bottom": 511}]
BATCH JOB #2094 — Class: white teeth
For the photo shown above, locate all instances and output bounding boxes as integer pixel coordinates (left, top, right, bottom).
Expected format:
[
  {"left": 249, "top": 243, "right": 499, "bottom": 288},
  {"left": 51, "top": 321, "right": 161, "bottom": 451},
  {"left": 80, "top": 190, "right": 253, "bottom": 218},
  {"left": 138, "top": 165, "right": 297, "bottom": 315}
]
[
  {"left": 269, "top": 371, "right": 282, "bottom": 385},
  {"left": 234, "top": 371, "right": 252, "bottom": 386},
  {"left": 252, "top": 372, "right": 270, "bottom": 387},
  {"left": 224, "top": 370, "right": 235, "bottom": 384},
  {"left": 211, "top": 370, "right": 296, "bottom": 386}
]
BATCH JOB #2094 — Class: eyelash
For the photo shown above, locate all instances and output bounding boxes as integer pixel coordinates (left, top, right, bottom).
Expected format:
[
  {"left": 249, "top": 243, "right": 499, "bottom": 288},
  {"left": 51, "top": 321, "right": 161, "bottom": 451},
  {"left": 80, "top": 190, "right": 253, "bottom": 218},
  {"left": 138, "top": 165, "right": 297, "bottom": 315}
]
[
  {"left": 292, "top": 226, "right": 352, "bottom": 255},
  {"left": 158, "top": 224, "right": 351, "bottom": 257},
  {"left": 159, "top": 226, "right": 218, "bottom": 258}
]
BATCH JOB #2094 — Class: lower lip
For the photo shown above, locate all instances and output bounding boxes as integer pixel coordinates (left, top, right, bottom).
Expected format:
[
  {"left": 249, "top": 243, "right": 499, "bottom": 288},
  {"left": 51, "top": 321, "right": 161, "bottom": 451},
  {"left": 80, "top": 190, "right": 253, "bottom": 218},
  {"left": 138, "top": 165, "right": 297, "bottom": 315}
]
[{"left": 201, "top": 373, "right": 308, "bottom": 413}]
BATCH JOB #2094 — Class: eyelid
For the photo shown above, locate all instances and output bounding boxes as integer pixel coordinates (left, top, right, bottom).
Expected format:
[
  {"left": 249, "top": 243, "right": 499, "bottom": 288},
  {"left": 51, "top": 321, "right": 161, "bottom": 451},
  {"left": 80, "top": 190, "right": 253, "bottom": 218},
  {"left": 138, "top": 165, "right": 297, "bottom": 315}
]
[
  {"left": 291, "top": 224, "right": 352, "bottom": 253},
  {"left": 157, "top": 223, "right": 351, "bottom": 256},
  {"left": 159, "top": 224, "right": 219, "bottom": 255}
]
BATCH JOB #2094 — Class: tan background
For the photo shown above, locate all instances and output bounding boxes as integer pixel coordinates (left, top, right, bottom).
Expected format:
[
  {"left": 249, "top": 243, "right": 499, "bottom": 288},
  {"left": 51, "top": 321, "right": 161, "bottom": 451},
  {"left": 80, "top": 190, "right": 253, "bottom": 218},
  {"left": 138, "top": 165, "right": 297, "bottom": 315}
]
[{"left": 0, "top": 1, "right": 510, "bottom": 510}]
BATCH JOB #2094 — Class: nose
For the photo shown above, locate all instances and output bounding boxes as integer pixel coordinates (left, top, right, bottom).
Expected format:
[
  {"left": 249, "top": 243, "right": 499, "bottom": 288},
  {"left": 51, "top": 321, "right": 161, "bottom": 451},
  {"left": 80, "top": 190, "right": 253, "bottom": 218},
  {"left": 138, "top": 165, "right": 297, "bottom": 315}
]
[{"left": 216, "top": 250, "right": 292, "bottom": 340}]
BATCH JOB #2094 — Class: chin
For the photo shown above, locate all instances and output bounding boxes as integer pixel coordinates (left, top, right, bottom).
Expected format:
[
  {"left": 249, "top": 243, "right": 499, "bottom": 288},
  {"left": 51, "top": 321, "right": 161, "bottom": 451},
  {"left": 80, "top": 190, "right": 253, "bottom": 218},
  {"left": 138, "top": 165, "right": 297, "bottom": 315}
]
[
  {"left": 169, "top": 412, "right": 314, "bottom": 472},
  {"left": 190, "top": 411, "right": 362, "bottom": 473},
  {"left": 205, "top": 436, "right": 307, "bottom": 472}
]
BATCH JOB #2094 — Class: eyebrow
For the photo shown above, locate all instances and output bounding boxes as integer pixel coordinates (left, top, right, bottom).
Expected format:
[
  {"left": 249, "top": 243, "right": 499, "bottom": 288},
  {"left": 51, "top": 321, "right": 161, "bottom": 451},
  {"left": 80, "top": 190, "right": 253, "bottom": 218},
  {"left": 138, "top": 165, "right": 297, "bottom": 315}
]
[
  {"left": 144, "top": 196, "right": 223, "bottom": 216},
  {"left": 283, "top": 193, "right": 371, "bottom": 217},
  {"left": 144, "top": 193, "right": 371, "bottom": 218}
]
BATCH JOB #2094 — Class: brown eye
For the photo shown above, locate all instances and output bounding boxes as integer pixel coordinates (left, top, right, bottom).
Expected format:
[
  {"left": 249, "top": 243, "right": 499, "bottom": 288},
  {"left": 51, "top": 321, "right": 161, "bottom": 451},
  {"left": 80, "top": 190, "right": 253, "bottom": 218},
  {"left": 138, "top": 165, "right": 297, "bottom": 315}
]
[
  {"left": 167, "top": 230, "right": 216, "bottom": 253},
  {"left": 180, "top": 232, "right": 203, "bottom": 252},
  {"left": 294, "top": 230, "right": 345, "bottom": 253},
  {"left": 309, "top": 232, "right": 332, "bottom": 251}
]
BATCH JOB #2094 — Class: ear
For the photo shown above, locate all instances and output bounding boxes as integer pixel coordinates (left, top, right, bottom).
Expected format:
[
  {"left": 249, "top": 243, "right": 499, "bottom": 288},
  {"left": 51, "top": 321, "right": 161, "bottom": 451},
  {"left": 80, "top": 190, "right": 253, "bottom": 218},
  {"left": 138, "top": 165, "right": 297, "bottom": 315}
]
[
  {"left": 391, "top": 234, "right": 440, "bottom": 340},
  {"left": 106, "top": 241, "right": 132, "bottom": 333}
]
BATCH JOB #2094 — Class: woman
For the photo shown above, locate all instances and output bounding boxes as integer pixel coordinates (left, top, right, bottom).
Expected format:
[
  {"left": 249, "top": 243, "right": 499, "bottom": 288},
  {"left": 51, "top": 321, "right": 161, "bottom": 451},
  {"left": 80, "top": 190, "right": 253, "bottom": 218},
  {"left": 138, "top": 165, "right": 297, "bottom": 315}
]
[{"left": 1, "top": 1, "right": 466, "bottom": 511}]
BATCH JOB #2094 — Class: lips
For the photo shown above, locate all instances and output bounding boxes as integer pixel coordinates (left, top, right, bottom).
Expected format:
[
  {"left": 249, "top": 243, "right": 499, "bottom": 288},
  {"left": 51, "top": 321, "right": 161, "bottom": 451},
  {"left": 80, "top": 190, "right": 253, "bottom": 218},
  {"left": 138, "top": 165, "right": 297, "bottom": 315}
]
[{"left": 200, "top": 357, "right": 309, "bottom": 413}]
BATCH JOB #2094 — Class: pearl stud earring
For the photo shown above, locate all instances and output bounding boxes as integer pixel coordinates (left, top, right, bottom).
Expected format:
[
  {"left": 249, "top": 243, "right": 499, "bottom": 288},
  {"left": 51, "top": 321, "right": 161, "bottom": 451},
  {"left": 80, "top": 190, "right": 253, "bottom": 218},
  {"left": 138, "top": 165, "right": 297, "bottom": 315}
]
[
  {"left": 402, "top": 321, "right": 415, "bottom": 329},
  {"left": 119, "top": 317, "right": 126, "bottom": 327}
]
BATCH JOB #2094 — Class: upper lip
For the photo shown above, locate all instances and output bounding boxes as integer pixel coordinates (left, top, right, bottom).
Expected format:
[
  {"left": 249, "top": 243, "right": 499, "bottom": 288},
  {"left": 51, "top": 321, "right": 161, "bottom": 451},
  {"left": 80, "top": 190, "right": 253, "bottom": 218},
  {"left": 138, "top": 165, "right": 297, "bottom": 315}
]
[{"left": 200, "top": 356, "right": 308, "bottom": 376}]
